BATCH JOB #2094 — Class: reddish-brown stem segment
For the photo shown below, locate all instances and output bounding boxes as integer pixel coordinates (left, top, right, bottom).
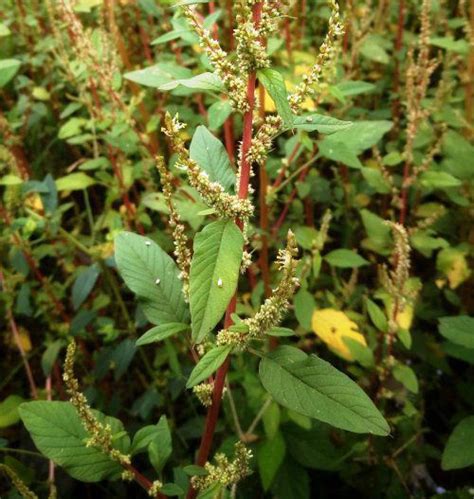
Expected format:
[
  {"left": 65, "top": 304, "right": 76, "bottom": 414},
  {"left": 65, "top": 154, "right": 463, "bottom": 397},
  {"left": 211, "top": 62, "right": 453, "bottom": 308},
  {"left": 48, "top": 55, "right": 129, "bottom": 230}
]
[
  {"left": 186, "top": 4, "right": 263, "bottom": 498},
  {"left": 391, "top": 0, "right": 405, "bottom": 127}
]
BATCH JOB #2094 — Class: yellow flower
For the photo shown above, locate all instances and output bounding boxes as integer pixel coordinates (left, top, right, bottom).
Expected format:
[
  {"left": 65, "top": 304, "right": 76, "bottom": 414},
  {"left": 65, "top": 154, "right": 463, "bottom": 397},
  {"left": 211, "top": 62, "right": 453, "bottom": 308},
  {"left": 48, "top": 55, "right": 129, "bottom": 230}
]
[{"left": 312, "top": 308, "right": 366, "bottom": 361}]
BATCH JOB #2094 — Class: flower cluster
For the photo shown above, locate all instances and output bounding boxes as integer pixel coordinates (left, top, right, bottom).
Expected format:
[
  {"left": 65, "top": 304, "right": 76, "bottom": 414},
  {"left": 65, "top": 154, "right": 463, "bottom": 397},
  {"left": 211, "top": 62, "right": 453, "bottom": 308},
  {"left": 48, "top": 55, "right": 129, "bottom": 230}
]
[
  {"left": 246, "top": 115, "right": 283, "bottom": 165},
  {"left": 162, "top": 113, "right": 253, "bottom": 221},
  {"left": 0, "top": 464, "right": 38, "bottom": 499},
  {"left": 148, "top": 480, "right": 164, "bottom": 497},
  {"left": 156, "top": 156, "right": 192, "bottom": 300},
  {"left": 191, "top": 442, "right": 252, "bottom": 492},
  {"left": 193, "top": 382, "right": 215, "bottom": 407},
  {"left": 63, "top": 341, "right": 131, "bottom": 467},
  {"left": 379, "top": 223, "right": 416, "bottom": 335},
  {"left": 288, "top": 0, "right": 344, "bottom": 112},
  {"left": 234, "top": 1, "right": 269, "bottom": 73},
  {"left": 217, "top": 230, "right": 299, "bottom": 349},
  {"left": 403, "top": 0, "right": 439, "bottom": 168},
  {"left": 260, "top": 0, "right": 290, "bottom": 37},
  {"left": 183, "top": 7, "right": 248, "bottom": 112}
]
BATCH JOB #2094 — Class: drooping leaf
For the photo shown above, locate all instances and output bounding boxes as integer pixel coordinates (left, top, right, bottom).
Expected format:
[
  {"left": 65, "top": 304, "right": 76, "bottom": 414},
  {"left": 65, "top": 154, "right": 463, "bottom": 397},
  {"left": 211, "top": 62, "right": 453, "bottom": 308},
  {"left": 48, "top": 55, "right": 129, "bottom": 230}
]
[
  {"left": 115, "top": 232, "right": 189, "bottom": 325},
  {"left": 19, "top": 401, "right": 129, "bottom": 482},
  {"left": 189, "top": 220, "right": 243, "bottom": 343},
  {"left": 393, "top": 364, "right": 418, "bottom": 394},
  {"left": 41, "top": 340, "right": 64, "bottom": 377},
  {"left": 442, "top": 416, "right": 474, "bottom": 470},
  {"left": 148, "top": 415, "right": 172, "bottom": 473},
  {"left": 366, "top": 299, "right": 388, "bottom": 333},
  {"left": 259, "top": 346, "right": 389, "bottom": 435},
  {"left": 186, "top": 345, "right": 231, "bottom": 388},
  {"left": 72, "top": 263, "right": 100, "bottom": 310},
  {"left": 257, "top": 68, "right": 294, "bottom": 126},
  {"left": 258, "top": 432, "right": 286, "bottom": 490},
  {"left": 189, "top": 126, "right": 235, "bottom": 192}
]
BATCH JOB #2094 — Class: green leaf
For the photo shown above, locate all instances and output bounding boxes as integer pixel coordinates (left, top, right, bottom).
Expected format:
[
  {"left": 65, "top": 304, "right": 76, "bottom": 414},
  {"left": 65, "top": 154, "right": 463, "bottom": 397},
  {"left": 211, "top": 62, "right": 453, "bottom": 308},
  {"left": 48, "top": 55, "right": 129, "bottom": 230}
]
[
  {"left": 190, "top": 126, "right": 236, "bottom": 192},
  {"left": 124, "top": 63, "right": 192, "bottom": 88},
  {"left": 285, "top": 422, "right": 348, "bottom": 471},
  {"left": 257, "top": 68, "right": 294, "bottom": 126},
  {"left": 136, "top": 323, "right": 189, "bottom": 346},
  {"left": 393, "top": 364, "right": 418, "bottom": 394},
  {"left": 334, "top": 80, "right": 376, "bottom": 97},
  {"left": 151, "top": 29, "right": 191, "bottom": 45},
  {"left": 131, "top": 424, "right": 163, "bottom": 455},
  {"left": 420, "top": 171, "right": 462, "bottom": 189},
  {"left": 292, "top": 114, "right": 352, "bottom": 134},
  {"left": 294, "top": 289, "right": 315, "bottom": 330},
  {"left": 267, "top": 327, "right": 295, "bottom": 337},
  {"left": 259, "top": 346, "right": 390, "bottom": 435},
  {"left": 360, "top": 35, "right": 389, "bottom": 64},
  {"left": 366, "top": 299, "right": 388, "bottom": 333},
  {"left": 0, "top": 23, "right": 11, "bottom": 37},
  {"left": 58, "top": 117, "right": 87, "bottom": 139},
  {"left": 0, "top": 59, "right": 21, "bottom": 87},
  {"left": 442, "top": 416, "right": 474, "bottom": 470},
  {"left": 430, "top": 36, "right": 469, "bottom": 55},
  {"left": 189, "top": 220, "right": 243, "bottom": 343},
  {"left": 19, "top": 401, "right": 129, "bottom": 482},
  {"left": 0, "top": 174, "right": 23, "bottom": 186},
  {"left": 324, "top": 249, "right": 369, "bottom": 268},
  {"left": 0, "top": 395, "right": 25, "bottom": 428},
  {"left": 159, "top": 72, "right": 224, "bottom": 92},
  {"left": 258, "top": 432, "right": 286, "bottom": 490},
  {"left": 208, "top": 100, "right": 233, "bottom": 131},
  {"left": 439, "top": 316, "right": 474, "bottom": 349},
  {"left": 361, "top": 167, "right": 391, "bottom": 194},
  {"left": 115, "top": 232, "right": 189, "bottom": 326},
  {"left": 148, "top": 416, "right": 172, "bottom": 473},
  {"left": 72, "top": 263, "right": 100, "bottom": 310},
  {"left": 160, "top": 483, "right": 184, "bottom": 496},
  {"left": 360, "top": 209, "right": 392, "bottom": 255},
  {"left": 343, "top": 337, "right": 374, "bottom": 367},
  {"left": 262, "top": 401, "right": 281, "bottom": 440},
  {"left": 320, "top": 121, "right": 393, "bottom": 157},
  {"left": 56, "top": 173, "right": 96, "bottom": 191},
  {"left": 186, "top": 345, "right": 231, "bottom": 388},
  {"left": 318, "top": 139, "right": 362, "bottom": 169},
  {"left": 41, "top": 340, "right": 64, "bottom": 377},
  {"left": 271, "top": 458, "right": 309, "bottom": 499}
]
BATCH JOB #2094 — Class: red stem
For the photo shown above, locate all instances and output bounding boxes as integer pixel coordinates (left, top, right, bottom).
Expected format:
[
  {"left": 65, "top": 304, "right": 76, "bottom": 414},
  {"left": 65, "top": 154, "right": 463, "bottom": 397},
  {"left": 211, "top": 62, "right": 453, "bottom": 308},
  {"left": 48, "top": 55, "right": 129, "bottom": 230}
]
[{"left": 186, "top": 4, "right": 263, "bottom": 498}]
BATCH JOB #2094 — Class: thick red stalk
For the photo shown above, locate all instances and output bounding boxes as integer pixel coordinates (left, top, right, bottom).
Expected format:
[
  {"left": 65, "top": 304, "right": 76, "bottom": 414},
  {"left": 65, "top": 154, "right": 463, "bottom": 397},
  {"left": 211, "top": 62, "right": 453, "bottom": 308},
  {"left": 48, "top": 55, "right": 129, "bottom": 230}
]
[{"left": 186, "top": 5, "right": 263, "bottom": 498}]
